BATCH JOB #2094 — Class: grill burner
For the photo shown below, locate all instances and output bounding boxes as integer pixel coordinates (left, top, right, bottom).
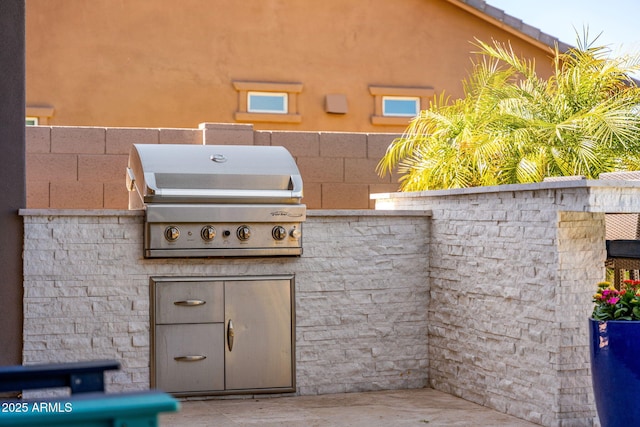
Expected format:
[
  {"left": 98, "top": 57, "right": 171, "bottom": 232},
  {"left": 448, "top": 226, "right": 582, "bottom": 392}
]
[{"left": 127, "top": 144, "right": 306, "bottom": 258}]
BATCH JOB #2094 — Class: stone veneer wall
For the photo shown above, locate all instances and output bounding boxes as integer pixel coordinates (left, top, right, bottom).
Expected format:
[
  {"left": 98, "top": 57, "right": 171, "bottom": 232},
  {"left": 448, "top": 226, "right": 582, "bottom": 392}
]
[
  {"left": 21, "top": 209, "right": 430, "bottom": 396},
  {"left": 23, "top": 180, "right": 640, "bottom": 426},
  {"left": 373, "top": 180, "right": 640, "bottom": 427}
]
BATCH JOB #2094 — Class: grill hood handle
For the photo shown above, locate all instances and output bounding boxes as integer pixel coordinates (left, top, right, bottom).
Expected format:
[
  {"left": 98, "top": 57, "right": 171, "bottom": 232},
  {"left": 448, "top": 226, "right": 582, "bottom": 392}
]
[
  {"left": 289, "top": 174, "right": 303, "bottom": 197},
  {"left": 126, "top": 167, "right": 136, "bottom": 192}
]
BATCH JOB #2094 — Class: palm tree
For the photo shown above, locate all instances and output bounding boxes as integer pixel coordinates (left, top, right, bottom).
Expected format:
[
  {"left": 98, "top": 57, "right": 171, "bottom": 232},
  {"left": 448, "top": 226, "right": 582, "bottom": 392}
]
[{"left": 377, "top": 35, "right": 640, "bottom": 191}]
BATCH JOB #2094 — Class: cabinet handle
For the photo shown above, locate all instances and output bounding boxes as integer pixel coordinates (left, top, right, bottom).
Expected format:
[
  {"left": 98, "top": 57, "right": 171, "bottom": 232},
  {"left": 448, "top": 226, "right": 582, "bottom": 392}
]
[
  {"left": 227, "top": 319, "right": 234, "bottom": 352},
  {"left": 174, "top": 355, "right": 206, "bottom": 362},
  {"left": 173, "top": 299, "right": 206, "bottom": 306}
]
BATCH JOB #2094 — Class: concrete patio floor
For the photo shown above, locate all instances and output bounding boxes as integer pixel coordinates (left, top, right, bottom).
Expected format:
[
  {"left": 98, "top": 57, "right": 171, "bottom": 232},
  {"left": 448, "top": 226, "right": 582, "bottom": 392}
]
[{"left": 159, "top": 388, "right": 540, "bottom": 426}]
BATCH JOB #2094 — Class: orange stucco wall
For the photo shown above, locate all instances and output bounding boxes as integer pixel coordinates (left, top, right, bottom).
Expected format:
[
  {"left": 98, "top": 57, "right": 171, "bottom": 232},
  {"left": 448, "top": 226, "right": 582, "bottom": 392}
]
[
  {"left": 26, "top": 123, "right": 401, "bottom": 210},
  {"left": 26, "top": 0, "right": 556, "bottom": 132}
]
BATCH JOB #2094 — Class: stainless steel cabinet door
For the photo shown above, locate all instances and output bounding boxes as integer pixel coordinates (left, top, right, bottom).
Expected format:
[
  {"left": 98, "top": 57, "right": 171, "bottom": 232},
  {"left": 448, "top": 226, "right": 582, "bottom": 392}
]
[
  {"left": 155, "top": 281, "right": 224, "bottom": 324},
  {"left": 156, "top": 323, "right": 225, "bottom": 393},
  {"left": 224, "top": 279, "right": 293, "bottom": 390}
]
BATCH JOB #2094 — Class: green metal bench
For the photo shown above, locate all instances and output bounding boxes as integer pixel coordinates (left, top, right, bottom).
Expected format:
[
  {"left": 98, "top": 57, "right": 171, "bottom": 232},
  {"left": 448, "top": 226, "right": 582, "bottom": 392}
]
[
  {"left": 0, "top": 390, "right": 179, "bottom": 427},
  {"left": 0, "top": 360, "right": 120, "bottom": 395},
  {"left": 0, "top": 360, "right": 179, "bottom": 426}
]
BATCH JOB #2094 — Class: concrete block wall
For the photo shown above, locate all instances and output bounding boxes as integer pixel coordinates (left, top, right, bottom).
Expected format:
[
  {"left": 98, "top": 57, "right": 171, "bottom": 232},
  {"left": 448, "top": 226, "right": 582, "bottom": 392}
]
[
  {"left": 372, "top": 182, "right": 631, "bottom": 427},
  {"left": 21, "top": 209, "right": 430, "bottom": 396},
  {"left": 26, "top": 123, "right": 400, "bottom": 210}
]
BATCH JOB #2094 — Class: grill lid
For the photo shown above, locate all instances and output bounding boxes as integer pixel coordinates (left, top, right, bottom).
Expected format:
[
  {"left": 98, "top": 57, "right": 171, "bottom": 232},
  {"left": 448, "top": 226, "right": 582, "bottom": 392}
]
[{"left": 127, "top": 144, "right": 303, "bottom": 208}]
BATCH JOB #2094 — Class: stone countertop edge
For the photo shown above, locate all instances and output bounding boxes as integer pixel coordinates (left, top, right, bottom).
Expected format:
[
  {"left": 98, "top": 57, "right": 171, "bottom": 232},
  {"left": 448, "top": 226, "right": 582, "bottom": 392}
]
[
  {"left": 370, "top": 178, "right": 640, "bottom": 199},
  {"left": 19, "top": 209, "right": 432, "bottom": 217},
  {"left": 19, "top": 209, "right": 145, "bottom": 217},
  {"left": 308, "top": 209, "right": 431, "bottom": 217}
]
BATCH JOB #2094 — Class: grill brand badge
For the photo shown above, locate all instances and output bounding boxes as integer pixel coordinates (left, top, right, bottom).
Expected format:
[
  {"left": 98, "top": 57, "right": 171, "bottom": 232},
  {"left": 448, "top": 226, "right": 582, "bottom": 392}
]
[
  {"left": 210, "top": 154, "right": 227, "bottom": 163},
  {"left": 271, "top": 210, "right": 303, "bottom": 218}
]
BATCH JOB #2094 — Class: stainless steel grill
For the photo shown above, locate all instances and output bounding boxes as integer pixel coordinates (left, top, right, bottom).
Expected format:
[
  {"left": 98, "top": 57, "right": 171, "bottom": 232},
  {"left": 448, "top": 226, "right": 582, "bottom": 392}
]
[{"left": 127, "top": 144, "right": 306, "bottom": 258}]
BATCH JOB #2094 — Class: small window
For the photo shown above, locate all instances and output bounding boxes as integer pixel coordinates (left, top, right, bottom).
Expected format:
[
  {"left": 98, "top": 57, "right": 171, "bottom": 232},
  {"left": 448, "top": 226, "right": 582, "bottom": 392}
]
[
  {"left": 369, "top": 86, "right": 433, "bottom": 126},
  {"left": 25, "top": 106, "right": 54, "bottom": 125},
  {"left": 247, "top": 92, "right": 288, "bottom": 114},
  {"left": 382, "top": 96, "right": 419, "bottom": 117},
  {"left": 233, "top": 81, "right": 302, "bottom": 124}
]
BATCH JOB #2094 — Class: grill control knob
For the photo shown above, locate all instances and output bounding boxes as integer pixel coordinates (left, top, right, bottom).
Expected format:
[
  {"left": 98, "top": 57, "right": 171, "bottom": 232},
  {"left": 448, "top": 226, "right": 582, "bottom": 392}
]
[
  {"left": 201, "top": 225, "right": 216, "bottom": 241},
  {"left": 290, "top": 228, "right": 301, "bottom": 239},
  {"left": 164, "top": 226, "right": 180, "bottom": 242},
  {"left": 272, "top": 226, "right": 287, "bottom": 241},
  {"left": 236, "top": 225, "right": 251, "bottom": 241}
]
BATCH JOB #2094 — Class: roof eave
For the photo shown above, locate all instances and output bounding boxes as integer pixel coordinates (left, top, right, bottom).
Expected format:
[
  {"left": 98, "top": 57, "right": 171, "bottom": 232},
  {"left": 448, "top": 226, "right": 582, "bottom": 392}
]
[{"left": 444, "top": 0, "right": 573, "bottom": 54}]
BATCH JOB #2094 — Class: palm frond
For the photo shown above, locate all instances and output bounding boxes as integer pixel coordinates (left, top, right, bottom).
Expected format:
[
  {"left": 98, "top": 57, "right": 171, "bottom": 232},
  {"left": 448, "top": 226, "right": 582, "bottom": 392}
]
[{"left": 377, "top": 33, "right": 640, "bottom": 191}]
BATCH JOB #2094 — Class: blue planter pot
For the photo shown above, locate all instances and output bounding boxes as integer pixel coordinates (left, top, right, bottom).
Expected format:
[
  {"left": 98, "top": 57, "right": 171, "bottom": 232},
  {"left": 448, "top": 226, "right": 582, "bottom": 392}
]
[{"left": 589, "top": 318, "right": 640, "bottom": 427}]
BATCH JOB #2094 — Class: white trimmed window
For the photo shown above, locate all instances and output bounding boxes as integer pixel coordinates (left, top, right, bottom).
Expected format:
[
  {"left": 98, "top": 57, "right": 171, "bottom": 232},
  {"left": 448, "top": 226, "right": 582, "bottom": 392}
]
[
  {"left": 382, "top": 96, "right": 420, "bottom": 117},
  {"left": 25, "top": 106, "right": 54, "bottom": 125},
  {"left": 247, "top": 92, "right": 288, "bottom": 114},
  {"left": 233, "top": 81, "right": 302, "bottom": 123},
  {"left": 369, "top": 86, "right": 433, "bottom": 126}
]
